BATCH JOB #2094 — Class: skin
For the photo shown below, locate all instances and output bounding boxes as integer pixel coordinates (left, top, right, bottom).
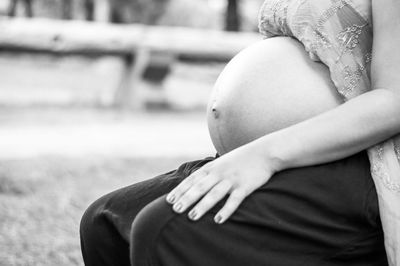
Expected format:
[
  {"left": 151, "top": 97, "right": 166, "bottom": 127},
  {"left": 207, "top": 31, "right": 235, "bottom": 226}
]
[
  {"left": 206, "top": 38, "right": 342, "bottom": 155},
  {"left": 166, "top": 0, "right": 400, "bottom": 224}
]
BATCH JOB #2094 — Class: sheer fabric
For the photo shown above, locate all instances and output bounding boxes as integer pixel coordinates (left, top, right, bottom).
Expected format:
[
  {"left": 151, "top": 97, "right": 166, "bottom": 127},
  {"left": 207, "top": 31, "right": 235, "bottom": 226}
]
[{"left": 259, "top": 0, "right": 400, "bottom": 265}]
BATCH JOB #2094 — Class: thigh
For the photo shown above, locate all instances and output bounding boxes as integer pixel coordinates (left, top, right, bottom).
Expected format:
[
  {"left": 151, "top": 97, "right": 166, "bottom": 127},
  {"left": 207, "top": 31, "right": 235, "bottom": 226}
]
[
  {"left": 130, "top": 151, "right": 387, "bottom": 266},
  {"left": 82, "top": 156, "right": 215, "bottom": 241},
  {"left": 80, "top": 156, "right": 216, "bottom": 266}
]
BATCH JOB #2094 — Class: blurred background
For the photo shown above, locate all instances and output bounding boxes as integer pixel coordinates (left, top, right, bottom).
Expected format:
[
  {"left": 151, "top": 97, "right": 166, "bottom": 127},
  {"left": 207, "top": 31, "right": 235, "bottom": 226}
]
[{"left": 0, "top": 0, "right": 262, "bottom": 265}]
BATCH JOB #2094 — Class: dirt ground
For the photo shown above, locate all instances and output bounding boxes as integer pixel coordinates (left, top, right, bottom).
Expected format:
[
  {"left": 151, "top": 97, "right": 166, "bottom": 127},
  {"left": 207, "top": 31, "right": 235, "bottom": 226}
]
[
  {"left": 0, "top": 108, "right": 214, "bottom": 159},
  {"left": 0, "top": 154, "right": 196, "bottom": 266},
  {"left": 0, "top": 107, "right": 217, "bottom": 266}
]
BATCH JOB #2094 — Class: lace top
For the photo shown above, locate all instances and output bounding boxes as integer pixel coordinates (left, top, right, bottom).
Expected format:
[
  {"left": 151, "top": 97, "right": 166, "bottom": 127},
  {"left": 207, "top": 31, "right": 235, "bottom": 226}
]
[{"left": 258, "top": 0, "right": 400, "bottom": 265}]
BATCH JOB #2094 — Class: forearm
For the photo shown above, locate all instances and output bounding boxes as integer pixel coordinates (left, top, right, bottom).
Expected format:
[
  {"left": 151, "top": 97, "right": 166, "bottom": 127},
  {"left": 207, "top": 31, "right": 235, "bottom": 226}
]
[
  {"left": 254, "top": 88, "right": 400, "bottom": 172},
  {"left": 255, "top": 0, "right": 400, "bottom": 172}
]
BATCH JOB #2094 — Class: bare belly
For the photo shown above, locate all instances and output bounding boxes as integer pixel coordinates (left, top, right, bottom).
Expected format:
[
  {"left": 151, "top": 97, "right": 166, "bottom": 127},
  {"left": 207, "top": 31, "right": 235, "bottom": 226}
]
[{"left": 207, "top": 37, "right": 343, "bottom": 155}]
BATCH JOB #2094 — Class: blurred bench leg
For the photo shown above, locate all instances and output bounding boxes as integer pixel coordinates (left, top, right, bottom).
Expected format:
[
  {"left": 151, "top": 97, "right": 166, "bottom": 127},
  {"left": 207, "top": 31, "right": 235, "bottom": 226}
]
[
  {"left": 61, "top": 0, "right": 73, "bottom": 20},
  {"left": 7, "top": 0, "right": 17, "bottom": 17},
  {"left": 84, "top": 0, "right": 94, "bottom": 21},
  {"left": 114, "top": 49, "right": 175, "bottom": 110},
  {"left": 24, "top": 0, "right": 33, "bottom": 17},
  {"left": 8, "top": 0, "right": 33, "bottom": 17},
  {"left": 114, "top": 48, "right": 151, "bottom": 109}
]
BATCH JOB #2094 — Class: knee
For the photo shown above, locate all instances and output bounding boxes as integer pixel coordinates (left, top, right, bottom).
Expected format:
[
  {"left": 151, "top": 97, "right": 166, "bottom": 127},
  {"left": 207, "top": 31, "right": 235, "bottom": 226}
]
[
  {"left": 130, "top": 196, "right": 176, "bottom": 261},
  {"left": 80, "top": 194, "right": 109, "bottom": 246},
  {"left": 130, "top": 195, "right": 173, "bottom": 243}
]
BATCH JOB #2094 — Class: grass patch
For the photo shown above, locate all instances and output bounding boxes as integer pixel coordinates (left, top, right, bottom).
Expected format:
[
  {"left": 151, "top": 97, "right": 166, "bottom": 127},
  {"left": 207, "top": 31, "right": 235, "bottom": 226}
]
[{"left": 0, "top": 156, "right": 191, "bottom": 266}]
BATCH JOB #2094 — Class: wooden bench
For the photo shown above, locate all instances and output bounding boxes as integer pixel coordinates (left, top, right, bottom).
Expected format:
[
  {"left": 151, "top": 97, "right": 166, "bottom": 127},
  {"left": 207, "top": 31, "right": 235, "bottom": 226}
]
[{"left": 0, "top": 18, "right": 261, "bottom": 108}]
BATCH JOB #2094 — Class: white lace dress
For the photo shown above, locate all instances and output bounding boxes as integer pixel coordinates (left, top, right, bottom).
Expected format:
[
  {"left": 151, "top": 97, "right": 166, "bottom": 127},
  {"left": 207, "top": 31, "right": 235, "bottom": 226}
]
[{"left": 258, "top": 0, "right": 400, "bottom": 265}]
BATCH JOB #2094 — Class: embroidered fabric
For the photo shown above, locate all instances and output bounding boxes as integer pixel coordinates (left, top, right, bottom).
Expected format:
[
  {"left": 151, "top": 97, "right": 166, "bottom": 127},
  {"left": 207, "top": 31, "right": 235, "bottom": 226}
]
[{"left": 259, "top": 0, "right": 400, "bottom": 265}]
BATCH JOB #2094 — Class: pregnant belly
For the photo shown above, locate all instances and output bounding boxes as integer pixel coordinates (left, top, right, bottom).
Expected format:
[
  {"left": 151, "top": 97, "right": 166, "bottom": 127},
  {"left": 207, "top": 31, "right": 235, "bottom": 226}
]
[{"left": 207, "top": 37, "right": 343, "bottom": 155}]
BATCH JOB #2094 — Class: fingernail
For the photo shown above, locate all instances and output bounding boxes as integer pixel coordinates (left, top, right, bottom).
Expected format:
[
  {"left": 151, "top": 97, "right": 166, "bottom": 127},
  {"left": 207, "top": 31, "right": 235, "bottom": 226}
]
[
  {"left": 167, "top": 194, "right": 175, "bottom": 204},
  {"left": 188, "top": 209, "right": 197, "bottom": 220},
  {"left": 174, "top": 203, "right": 183, "bottom": 213},
  {"left": 214, "top": 215, "right": 223, "bottom": 224}
]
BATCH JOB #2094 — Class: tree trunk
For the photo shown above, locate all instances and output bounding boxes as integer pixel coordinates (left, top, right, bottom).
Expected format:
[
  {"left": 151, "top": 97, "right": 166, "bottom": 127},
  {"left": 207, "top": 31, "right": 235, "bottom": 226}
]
[
  {"left": 225, "top": 0, "right": 240, "bottom": 32},
  {"left": 110, "top": 6, "right": 123, "bottom": 23},
  {"left": 24, "top": 0, "right": 33, "bottom": 17},
  {"left": 62, "top": 0, "right": 73, "bottom": 20},
  {"left": 7, "top": 0, "right": 18, "bottom": 17},
  {"left": 84, "top": 0, "right": 95, "bottom": 21}
]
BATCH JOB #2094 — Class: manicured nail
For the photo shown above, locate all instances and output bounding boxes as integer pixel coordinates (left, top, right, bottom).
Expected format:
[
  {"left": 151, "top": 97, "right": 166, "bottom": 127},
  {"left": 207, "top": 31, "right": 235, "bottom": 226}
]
[
  {"left": 167, "top": 194, "right": 175, "bottom": 204},
  {"left": 174, "top": 203, "right": 183, "bottom": 213},
  {"left": 188, "top": 209, "right": 197, "bottom": 220},
  {"left": 214, "top": 215, "right": 223, "bottom": 224}
]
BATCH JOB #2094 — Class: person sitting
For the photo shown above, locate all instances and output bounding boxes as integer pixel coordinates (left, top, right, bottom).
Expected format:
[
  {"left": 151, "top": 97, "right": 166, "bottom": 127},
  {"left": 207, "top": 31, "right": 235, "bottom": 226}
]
[{"left": 80, "top": 0, "right": 400, "bottom": 265}]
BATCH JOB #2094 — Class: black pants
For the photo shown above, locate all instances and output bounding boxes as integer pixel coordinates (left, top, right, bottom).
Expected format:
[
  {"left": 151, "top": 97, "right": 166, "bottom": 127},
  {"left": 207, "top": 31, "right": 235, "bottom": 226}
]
[{"left": 80, "top": 151, "right": 387, "bottom": 266}]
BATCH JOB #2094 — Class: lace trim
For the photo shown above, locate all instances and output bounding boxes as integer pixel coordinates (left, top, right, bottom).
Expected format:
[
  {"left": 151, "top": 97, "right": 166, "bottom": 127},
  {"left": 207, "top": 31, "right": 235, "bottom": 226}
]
[
  {"left": 340, "top": 63, "right": 367, "bottom": 96},
  {"left": 370, "top": 144, "right": 400, "bottom": 192},
  {"left": 394, "top": 139, "right": 400, "bottom": 164},
  {"left": 364, "top": 52, "right": 372, "bottom": 64},
  {"left": 311, "top": 29, "right": 332, "bottom": 51},
  {"left": 315, "top": 0, "right": 348, "bottom": 31},
  {"left": 336, "top": 23, "right": 369, "bottom": 59},
  {"left": 258, "top": 0, "right": 293, "bottom": 37}
]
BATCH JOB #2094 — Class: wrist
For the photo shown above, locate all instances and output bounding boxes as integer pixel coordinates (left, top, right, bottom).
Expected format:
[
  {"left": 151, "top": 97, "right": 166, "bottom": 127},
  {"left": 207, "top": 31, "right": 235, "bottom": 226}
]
[{"left": 250, "top": 133, "right": 290, "bottom": 173}]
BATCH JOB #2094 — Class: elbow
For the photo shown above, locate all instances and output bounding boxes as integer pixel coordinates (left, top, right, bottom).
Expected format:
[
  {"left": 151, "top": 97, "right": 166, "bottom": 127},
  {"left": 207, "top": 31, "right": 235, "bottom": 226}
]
[
  {"left": 366, "top": 87, "right": 400, "bottom": 119},
  {"left": 372, "top": 87, "right": 400, "bottom": 105},
  {"left": 371, "top": 88, "right": 400, "bottom": 131}
]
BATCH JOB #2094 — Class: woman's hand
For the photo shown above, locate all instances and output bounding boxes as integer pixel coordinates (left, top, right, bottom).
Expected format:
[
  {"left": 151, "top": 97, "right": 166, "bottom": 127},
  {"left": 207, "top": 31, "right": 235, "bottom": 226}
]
[{"left": 166, "top": 141, "right": 278, "bottom": 224}]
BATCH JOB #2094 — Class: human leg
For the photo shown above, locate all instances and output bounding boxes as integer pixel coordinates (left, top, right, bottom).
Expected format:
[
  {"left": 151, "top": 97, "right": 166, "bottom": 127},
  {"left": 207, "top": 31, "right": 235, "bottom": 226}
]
[
  {"left": 130, "top": 151, "right": 387, "bottom": 266},
  {"left": 80, "top": 156, "right": 215, "bottom": 266}
]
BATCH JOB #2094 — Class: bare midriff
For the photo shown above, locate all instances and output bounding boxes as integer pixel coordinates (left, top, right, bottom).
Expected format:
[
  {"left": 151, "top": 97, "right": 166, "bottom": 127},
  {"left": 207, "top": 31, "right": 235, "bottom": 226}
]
[{"left": 207, "top": 37, "right": 343, "bottom": 155}]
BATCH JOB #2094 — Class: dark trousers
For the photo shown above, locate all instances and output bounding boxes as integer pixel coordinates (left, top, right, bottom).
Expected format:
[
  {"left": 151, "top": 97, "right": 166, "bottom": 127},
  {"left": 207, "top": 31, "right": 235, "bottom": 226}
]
[{"left": 80, "top": 151, "right": 387, "bottom": 266}]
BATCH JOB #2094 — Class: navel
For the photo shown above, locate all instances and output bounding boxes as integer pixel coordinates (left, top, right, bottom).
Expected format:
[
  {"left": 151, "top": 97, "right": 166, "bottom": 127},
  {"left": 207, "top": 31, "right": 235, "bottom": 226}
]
[{"left": 211, "top": 104, "right": 220, "bottom": 119}]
